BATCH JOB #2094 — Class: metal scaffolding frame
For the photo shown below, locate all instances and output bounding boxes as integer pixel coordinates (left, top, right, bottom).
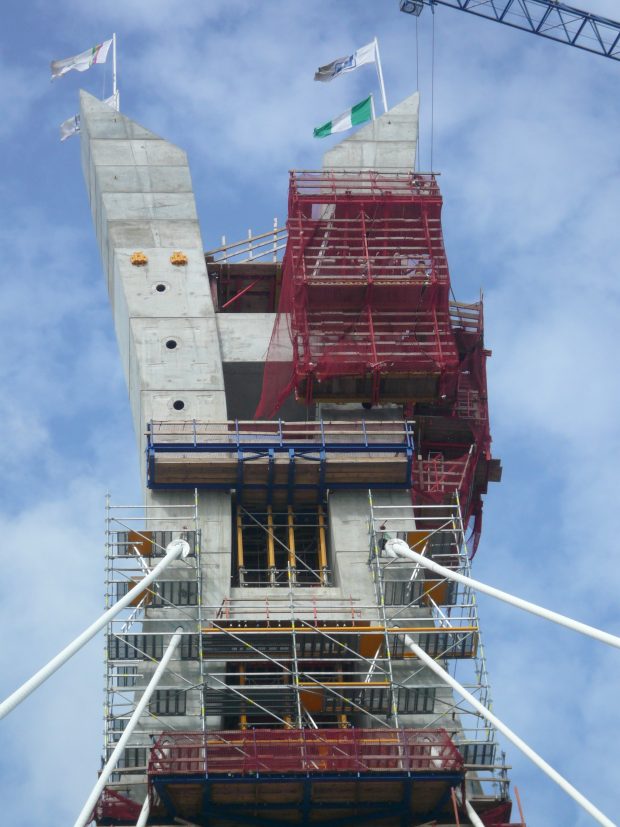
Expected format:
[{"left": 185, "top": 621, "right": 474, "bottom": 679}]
[
  {"left": 368, "top": 493, "right": 512, "bottom": 805},
  {"left": 103, "top": 497, "right": 204, "bottom": 785},
  {"left": 97, "top": 493, "right": 514, "bottom": 824}
]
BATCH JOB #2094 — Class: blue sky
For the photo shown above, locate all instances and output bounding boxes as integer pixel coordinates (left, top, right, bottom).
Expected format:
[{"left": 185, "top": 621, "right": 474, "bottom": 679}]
[{"left": 1, "top": 1, "right": 619, "bottom": 825}]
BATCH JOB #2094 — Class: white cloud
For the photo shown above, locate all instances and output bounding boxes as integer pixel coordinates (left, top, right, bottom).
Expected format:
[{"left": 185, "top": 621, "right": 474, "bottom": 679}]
[{"left": 0, "top": 54, "right": 45, "bottom": 139}]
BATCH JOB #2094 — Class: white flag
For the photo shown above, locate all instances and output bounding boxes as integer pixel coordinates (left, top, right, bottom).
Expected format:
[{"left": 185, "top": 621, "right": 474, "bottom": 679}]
[
  {"left": 51, "top": 39, "right": 112, "bottom": 80},
  {"left": 314, "top": 42, "right": 376, "bottom": 82},
  {"left": 60, "top": 114, "right": 80, "bottom": 142}
]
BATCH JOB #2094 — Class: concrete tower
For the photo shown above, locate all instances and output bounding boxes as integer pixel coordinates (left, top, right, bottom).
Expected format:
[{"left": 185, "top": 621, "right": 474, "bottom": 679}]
[{"left": 81, "top": 89, "right": 511, "bottom": 826}]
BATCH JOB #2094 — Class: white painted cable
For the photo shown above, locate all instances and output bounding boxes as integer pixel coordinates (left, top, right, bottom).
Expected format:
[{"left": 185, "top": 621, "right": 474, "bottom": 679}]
[
  {"left": 402, "top": 635, "right": 615, "bottom": 827},
  {"left": 464, "top": 798, "right": 486, "bottom": 827},
  {"left": 388, "top": 544, "right": 620, "bottom": 650},
  {"left": 74, "top": 627, "right": 184, "bottom": 827},
  {"left": 136, "top": 794, "right": 150, "bottom": 827},
  {"left": 0, "top": 539, "right": 190, "bottom": 720}
]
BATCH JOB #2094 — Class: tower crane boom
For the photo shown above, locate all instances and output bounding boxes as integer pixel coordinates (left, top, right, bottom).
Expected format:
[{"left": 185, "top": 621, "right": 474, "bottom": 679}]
[{"left": 400, "top": 0, "right": 620, "bottom": 62}]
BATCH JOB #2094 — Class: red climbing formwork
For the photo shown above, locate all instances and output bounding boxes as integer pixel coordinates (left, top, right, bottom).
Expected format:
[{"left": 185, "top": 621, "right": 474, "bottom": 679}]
[
  {"left": 146, "top": 728, "right": 466, "bottom": 825},
  {"left": 94, "top": 788, "right": 142, "bottom": 824},
  {"left": 256, "top": 171, "right": 461, "bottom": 415},
  {"left": 410, "top": 298, "right": 500, "bottom": 550},
  {"left": 148, "top": 727, "right": 464, "bottom": 776}
]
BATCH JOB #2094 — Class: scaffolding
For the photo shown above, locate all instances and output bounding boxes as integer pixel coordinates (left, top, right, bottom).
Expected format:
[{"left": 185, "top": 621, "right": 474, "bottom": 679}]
[
  {"left": 368, "top": 494, "right": 511, "bottom": 808},
  {"left": 234, "top": 504, "right": 330, "bottom": 587},
  {"left": 103, "top": 498, "right": 203, "bottom": 790},
  {"left": 96, "top": 493, "right": 515, "bottom": 825},
  {"left": 205, "top": 221, "right": 287, "bottom": 314}
]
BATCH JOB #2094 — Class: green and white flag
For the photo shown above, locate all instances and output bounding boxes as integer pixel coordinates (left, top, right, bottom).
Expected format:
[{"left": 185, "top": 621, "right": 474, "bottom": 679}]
[
  {"left": 51, "top": 38, "right": 112, "bottom": 79},
  {"left": 313, "top": 95, "right": 373, "bottom": 138}
]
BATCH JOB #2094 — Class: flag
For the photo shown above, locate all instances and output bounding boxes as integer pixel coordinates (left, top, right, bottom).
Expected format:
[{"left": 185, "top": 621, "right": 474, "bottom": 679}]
[
  {"left": 60, "top": 114, "right": 80, "bottom": 142},
  {"left": 51, "top": 39, "right": 112, "bottom": 79},
  {"left": 314, "top": 95, "right": 373, "bottom": 138},
  {"left": 314, "top": 42, "right": 376, "bottom": 82}
]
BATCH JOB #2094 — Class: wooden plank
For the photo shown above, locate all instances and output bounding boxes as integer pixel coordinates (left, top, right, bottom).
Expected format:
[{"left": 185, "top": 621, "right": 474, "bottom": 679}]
[{"left": 153, "top": 457, "right": 408, "bottom": 487}]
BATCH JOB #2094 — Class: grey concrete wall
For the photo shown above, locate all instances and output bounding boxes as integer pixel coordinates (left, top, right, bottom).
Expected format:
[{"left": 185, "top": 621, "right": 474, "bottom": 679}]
[{"left": 80, "top": 91, "right": 228, "bottom": 469}]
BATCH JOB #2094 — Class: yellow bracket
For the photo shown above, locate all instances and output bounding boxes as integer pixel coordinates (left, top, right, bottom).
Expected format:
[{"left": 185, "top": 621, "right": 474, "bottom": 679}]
[
  {"left": 130, "top": 251, "right": 148, "bottom": 266},
  {"left": 170, "top": 250, "right": 188, "bottom": 266}
]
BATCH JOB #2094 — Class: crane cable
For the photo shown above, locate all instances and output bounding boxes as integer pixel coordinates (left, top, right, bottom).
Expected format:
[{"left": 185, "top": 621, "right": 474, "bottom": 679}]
[
  {"left": 416, "top": 15, "right": 421, "bottom": 172},
  {"left": 431, "top": 6, "right": 436, "bottom": 172}
]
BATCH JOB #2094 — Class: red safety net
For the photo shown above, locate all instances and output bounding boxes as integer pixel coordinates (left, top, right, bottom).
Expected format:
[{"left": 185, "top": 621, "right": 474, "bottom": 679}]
[
  {"left": 94, "top": 788, "right": 142, "bottom": 822},
  {"left": 148, "top": 727, "right": 463, "bottom": 777},
  {"left": 410, "top": 299, "right": 494, "bottom": 553},
  {"left": 255, "top": 171, "right": 499, "bottom": 555},
  {"left": 256, "top": 171, "right": 460, "bottom": 416},
  {"left": 477, "top": 801, "right": 515, "bottom": 824}
]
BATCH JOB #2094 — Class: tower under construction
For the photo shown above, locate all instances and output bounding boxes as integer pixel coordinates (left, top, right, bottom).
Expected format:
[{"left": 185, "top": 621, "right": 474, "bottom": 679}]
[{"left": 80, "top": 87, "right": 522, "bottom": 826}]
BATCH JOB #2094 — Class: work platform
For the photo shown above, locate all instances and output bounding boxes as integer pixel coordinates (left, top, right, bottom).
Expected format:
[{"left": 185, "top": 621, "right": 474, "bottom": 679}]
[
  {"left": 201, "top": 620, "right": 478, "bottom": 661},
  {"left": 146, "top": 420, "right": 414, "bottom": 502},
  {"left": 145, "top": 728, "right": 464, "bottom": 827}
]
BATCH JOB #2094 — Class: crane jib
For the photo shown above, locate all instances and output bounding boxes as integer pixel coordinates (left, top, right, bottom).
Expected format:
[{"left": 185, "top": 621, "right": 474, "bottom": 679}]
[{"left": 400, "top": 0, "right": 620, "bottom": 62}]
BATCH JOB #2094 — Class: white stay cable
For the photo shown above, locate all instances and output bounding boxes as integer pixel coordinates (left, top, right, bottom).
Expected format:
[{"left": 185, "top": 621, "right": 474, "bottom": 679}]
[
  {"left": 402, "top": 635, "right": 615, "bottom": 827},
  {"left": 383, "top": 539, "right": 620, "bottom": 650},
  {"left": 464, "top": 799, "right": 485, "bottom": 827},
  {"left": 0, "top": 539, "right": 190, "bottom": 720},
  {"left": 136, "top": 794, "right": 150, "bottom": 827},
  {"left": 73, "top": 627, "right": 184, "bottom": 827}
]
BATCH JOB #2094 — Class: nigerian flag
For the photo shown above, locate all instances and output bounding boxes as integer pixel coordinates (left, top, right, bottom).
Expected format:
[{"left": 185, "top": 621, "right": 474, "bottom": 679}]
[{"left": 314, "top": 95, "right": 373, "bottom": 138}]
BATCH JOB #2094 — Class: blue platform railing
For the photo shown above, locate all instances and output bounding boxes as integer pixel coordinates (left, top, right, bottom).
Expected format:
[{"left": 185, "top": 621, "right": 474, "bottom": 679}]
[{"left": 146, "top": 419, "right": 414, "bottom": 501}]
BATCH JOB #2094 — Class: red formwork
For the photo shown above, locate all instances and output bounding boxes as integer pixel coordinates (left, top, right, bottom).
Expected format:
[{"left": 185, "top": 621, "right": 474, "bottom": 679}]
[
  {"left": 256, "top": 172, "right": 460, "bottom": 415},
  {"left": 94, "top": 788, "right": 142, "bottom": 823},
  {"left": 410, "top": 299, "right": 496, "bottom": 552},
  {"left": 254, "top": 172, "right": 499, "bottom": 552},
  {"left": 148, "top": 727, "right": 463, "bottom": 777}
]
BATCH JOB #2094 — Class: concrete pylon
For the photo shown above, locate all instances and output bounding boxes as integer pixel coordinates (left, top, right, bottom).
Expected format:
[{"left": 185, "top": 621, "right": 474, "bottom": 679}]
[
  {"left": 79, "top": 91, "right": 227, "bottom": 475},
  {"left": 323, "top": 91, "right": 420, "bottom": 170},
  {"left": 79, "top": 89, "right": 231, "bottom": 605}
]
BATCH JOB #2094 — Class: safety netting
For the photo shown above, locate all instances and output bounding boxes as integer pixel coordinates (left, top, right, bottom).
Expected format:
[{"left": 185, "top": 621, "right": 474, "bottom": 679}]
[
  {"left": 254, "top": 172, "right": 497, "bottom": 553},
  {"left": 411, "top": 300, "right": 493, "bottom": 554},
  {"left": 255, "top": 171, "right": 460, "bottom": 416}
]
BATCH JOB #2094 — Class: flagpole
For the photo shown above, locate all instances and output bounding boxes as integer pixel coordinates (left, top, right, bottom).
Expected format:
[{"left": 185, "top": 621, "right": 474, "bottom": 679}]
[
  {"left": 112, "top": 32, "right": 119, "bottom": 110},
  {"left": 373, "top": 37, "right": 388, "bottom": 113}
]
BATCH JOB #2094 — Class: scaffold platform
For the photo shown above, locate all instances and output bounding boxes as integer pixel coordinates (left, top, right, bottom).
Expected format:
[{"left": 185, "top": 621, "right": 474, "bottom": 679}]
[
  {"left": 146, "top": 728, "right": 465, "bottom": 826},
  {"left": 146, "top": 420, "right": 414, "bottom": 502}
]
